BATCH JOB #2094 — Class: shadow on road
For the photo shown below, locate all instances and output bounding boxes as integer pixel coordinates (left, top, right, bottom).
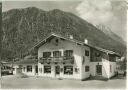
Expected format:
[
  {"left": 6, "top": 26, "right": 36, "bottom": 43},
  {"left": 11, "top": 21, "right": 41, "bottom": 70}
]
[
  {"left": 82, "top": 75, "right": 126, "bottom": 82},
  {"left": 110, "top": 75, "right": 126, "bottom": 80}
]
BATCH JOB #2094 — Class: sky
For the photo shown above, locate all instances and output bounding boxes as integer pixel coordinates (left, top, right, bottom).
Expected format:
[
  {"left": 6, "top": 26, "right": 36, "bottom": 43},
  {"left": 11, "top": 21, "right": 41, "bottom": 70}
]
[{"left": 2, "top": 0, "right": 127, "bottom": 41}]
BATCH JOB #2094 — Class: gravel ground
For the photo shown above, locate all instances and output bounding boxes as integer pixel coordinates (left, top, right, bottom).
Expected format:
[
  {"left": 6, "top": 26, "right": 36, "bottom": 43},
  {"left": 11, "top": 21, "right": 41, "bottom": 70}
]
[{"left": 0, "top": 75, "right": 126, "bottom": 89}]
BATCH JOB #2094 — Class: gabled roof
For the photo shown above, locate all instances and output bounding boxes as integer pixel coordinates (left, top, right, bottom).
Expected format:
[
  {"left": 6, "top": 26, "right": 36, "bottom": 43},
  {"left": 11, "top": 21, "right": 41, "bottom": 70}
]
[
  {"left": 95, "top": 46, "right": 120, "bottom": 56},
  {"left": 32, "top": 32, "right": 88, "bottom": 49},
  {"left": 32, "top": 32, "right": 120, "bottom": 56}
]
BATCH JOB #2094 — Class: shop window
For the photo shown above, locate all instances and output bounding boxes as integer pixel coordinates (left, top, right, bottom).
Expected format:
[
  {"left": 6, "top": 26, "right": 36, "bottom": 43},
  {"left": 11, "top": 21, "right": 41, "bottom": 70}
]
[
  {"left": 64, "top": 66, "right": 73, "bottom": 75},
  {"left": 44, "top": 65, "right": 51, "bottom": 73},
  {"left": 53, "top": 51, "right": 61, "bottom": 57},
  {"left": 64, "top": 50, "right": 73, "bottom": 57},
  {"left": 43, "top": 52, "right": 51, "bottom": 58},
  {"left": 85, "top": 50, "right": 89, "bottom": 56},
  {"left": 85, "top": 66, "right": 89, "bottom": 72},
  {"left": 27, "top": 65, "right": 32, "bottom": 72}
]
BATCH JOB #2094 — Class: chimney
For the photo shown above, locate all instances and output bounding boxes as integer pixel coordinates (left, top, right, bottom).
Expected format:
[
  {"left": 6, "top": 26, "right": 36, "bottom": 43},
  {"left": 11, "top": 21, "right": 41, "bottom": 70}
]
[
  {"left": 69, "top": 35, "right": 73, "bottom": 39},
  {"left": 84, "top": 38, "right": 88, "bottom": 44}
]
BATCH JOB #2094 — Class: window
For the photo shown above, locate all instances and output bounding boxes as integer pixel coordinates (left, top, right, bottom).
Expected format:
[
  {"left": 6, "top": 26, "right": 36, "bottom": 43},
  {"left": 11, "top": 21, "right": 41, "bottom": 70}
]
[
  {"left": 44, "top": 66, "right": 51, "bottom": 73},
  {"left": 19, "top": 65, "right": 23, "bottom": 69},
  {"left": 55, "top": 39, "right": 59, "bottom": 43},
  {"left": 53, "top": 51, "right": 61, "bottom": 57},
  {"left": 64, "top": 66, "right": 73, "bottom": 75},
  {"left": 95, "top": 52, "right": 101, "bottom": 57},
  {"left": 12, "top": 68, "right": 15, "bottom": 71},
  {"left": 64, "top": 50, "right": 73, "bottom": 57},
  {"left": 43, "top": 52, "right": 51, "bottom": 58},
  {"left": 109, "top": 54, "right": 116, "bottom": 62},
  {"left": 27, "top": 65, "right": 32, "bottom": 72},
  {"left": 85, "top": 50, "right": 89, "bottom": 56},
  {"left": 85, "top": 66, "right": 89, "bottom": 72}
]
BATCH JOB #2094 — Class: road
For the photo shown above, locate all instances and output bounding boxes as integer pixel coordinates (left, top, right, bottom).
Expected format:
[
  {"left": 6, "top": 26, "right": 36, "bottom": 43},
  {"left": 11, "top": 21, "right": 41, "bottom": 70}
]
[{"left": 1, "top": 75, "right": 126, "bottom": 89}]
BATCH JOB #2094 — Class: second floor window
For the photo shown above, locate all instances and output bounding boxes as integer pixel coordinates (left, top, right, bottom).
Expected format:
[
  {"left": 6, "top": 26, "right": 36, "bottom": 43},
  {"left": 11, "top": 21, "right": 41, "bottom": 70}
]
[
  {"left": 43, "top": 52, "right": 51, "bottom": 58},
  {"left": 85, "top": 50, "right": 89, "bottom": 56},
  {"left": 64, "top": 50, "right": 73, "bottom": 57},
  {"left": 53, "top": 51, "right": 61, "bottom": 57},
  {"left": 95, "top": 52, "right": 101, "bottom": 57}
]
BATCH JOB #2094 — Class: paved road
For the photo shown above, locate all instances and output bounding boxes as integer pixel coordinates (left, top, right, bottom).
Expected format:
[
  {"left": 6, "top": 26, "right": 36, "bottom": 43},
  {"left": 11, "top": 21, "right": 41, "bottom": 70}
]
[{"left": 1, "top": 75, "right": 126, "bottom": 89}]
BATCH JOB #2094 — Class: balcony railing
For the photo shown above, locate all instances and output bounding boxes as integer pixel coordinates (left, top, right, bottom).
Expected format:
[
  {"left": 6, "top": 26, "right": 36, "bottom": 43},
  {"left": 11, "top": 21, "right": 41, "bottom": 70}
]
[{"left": 39, "top": 56, "right": 74, "bottom": 64}]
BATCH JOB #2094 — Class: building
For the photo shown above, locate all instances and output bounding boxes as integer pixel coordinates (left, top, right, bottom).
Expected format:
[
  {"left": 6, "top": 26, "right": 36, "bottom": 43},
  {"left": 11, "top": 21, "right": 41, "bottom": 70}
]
[
  {"left": 33, "top": 33, "right": 120, "bottom": 80},
  {"left": 13, "top": 57, "right": 38, "bottom": 76},
  {"left": 1, "top": 61, "right": 13, "bottom": 75},
  {"left": 13, "top": 33, "right": 120, "bottom": 80}
]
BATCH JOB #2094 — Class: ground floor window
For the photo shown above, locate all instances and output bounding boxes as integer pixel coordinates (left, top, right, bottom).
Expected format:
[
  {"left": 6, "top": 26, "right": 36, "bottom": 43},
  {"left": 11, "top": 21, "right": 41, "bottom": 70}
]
[
  {"left": 27, "top": 65, "right": 32, "bottom": 72},
  {"left": 44, "top": 65, "right": 51, "bottom": 73},
  {"left": 64, "top": 66, "right": 73, "bottom": 75},
  {"left": 55, "top": 66, "right": 60, "bottom": 74},
  {"left": 85, "top": 66, "right": 89, "bottom": 72}
]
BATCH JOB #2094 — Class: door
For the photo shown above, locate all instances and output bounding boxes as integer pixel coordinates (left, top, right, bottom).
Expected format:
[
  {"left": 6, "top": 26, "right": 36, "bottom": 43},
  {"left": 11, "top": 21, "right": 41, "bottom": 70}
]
[
  {"left": 96, "top": 65, "right": 102, "bottom": 75},
  {"left": 16, "top": 68, "right": 22, "bottom": 74},
  {"left": 55, "top": 66, "right": 60, "bottom": 76},
  {"left": 35, "top": 65, "right": 38, "bottom": 74}
]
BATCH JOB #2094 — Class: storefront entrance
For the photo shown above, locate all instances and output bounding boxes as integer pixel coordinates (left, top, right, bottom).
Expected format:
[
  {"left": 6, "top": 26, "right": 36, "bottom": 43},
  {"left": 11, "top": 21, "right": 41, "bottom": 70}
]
[
  {"left": 35, "top": 65, "right": 38, "bottom": 75},
  {"left": 55, "top": 65, "right": 60, "bottom": 77}
]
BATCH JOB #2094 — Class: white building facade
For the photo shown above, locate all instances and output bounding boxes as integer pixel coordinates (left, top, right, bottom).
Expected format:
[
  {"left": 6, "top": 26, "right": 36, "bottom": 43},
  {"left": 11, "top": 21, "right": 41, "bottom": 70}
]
[
  {"left": 13, "top": 59, "right": 38, "bottom": 76},
  {"left": 33, "top": 33, "right": 119, "bottom": 80}
]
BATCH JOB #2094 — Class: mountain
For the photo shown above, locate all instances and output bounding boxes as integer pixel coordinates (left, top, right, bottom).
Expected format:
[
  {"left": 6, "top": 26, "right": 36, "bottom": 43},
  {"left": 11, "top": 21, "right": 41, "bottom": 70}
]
[
  {"left": 96, "top": 24, "right": 126, "bottom": 46},
  {"left": 2, "top": 7, "right": 126, "bottom": 60}
]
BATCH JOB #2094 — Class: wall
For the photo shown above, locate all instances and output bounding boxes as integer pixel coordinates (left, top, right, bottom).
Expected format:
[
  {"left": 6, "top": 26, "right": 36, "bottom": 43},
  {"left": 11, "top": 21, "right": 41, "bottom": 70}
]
[
  {"left": 13, "top": 64, "right": 37, "bottom": 76},
  {"left": 21, "top": 64, "right": 37, "bottom": 76},
  {"left": 38, "top": 37, "right": 83, "bottom": 80},
  {"left": 109, "top": 61, "right": 116, "bottom": 77},
  {"left": 90, "top": 58, "right": 116, "bottom": 78},
  {"left": 13, "top": 65, "right": 19, "bottom": 75},
  {"left": 81, "top": 45, "right": 91, "bottom": 79}
]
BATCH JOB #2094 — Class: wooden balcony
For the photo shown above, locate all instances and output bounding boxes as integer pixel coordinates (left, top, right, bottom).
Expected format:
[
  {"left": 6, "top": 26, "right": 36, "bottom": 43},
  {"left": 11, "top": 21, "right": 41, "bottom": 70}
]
[{"left": 39, "top": 56, "right": 74, "bottom": 64}]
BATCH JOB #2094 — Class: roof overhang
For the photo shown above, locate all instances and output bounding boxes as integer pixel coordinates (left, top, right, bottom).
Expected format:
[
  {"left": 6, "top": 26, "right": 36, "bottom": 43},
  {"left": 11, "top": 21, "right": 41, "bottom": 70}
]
[
  {"left": 31, "top": 32, "right": 121, "bottom": 57},
  {"left": 32, "top": 33, "right": 90, "bottom": 49}
]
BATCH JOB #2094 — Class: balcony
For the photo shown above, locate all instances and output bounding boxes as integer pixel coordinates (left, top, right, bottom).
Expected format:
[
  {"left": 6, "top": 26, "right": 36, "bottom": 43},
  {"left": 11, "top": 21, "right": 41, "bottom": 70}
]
[{"left": 39, "top": 56, "right": 74, "bottom": 64}]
